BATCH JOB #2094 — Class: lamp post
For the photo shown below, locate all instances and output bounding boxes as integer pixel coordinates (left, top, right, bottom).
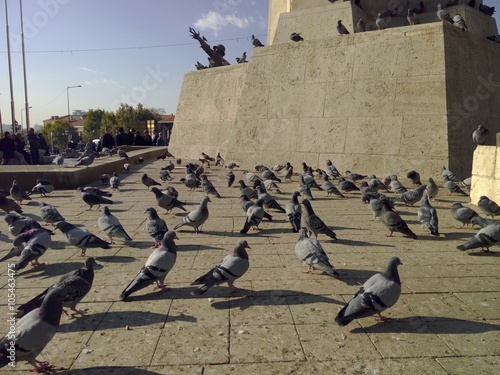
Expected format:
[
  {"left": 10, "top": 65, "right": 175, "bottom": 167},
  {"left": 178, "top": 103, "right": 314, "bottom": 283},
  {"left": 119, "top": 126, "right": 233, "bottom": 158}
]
[
  {"left": 66, "top": 85, "right": 81, "bottom": 125},
  {"left": 20, "top": 105, "right": 31, "bottom": 131}
]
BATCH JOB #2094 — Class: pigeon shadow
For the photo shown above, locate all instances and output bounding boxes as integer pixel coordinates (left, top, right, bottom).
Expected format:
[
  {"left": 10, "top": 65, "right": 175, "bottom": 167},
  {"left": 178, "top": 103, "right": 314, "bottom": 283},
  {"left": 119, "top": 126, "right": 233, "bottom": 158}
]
[
  {"left": 468, "top": 250, "right": 500, "bottom": 257},
  {"left": 335, "top": 239, "right": 395, "bottom": 247},
  {"left": 95, "top": 256, "right": 136, "bottom": 263},
  {"left": 122, "top": 286, "right": 197, "bottom": 301},
  {"left": 443, "top": 232, "right": 476, "bottom": 241},
  {"left": 180, "top": 230, "right": 232, "bottom": 237},
  {"left": 0, "top": 232, "right": 10, "bottom": 242},
  {"left": 18, "top": 261, "right": 84, "bottom": 279},
  {"left": 210, "top": 289, "right": 343, "bottom": 310},
  {"left": 350, "top": 316, "right": 499, "bottom": 334},
  {"left": 335, "top": 269, "right": 378, "bottom": 285},
  {"left": 176, "top": 244, "right": 222, "bottom": 252},
  {"left": 56, "top": 367, "right": 164, "bottom": 375}
]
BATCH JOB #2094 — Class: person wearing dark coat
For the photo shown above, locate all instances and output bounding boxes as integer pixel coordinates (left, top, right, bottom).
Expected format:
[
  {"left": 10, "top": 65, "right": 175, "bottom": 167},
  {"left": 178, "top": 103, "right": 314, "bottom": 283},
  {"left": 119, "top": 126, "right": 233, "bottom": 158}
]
[
  {"left": 0, "top": 132, "right": 16, "bottom": 164},
  {"left": 14, "top": 133, "right": 32, "bottom": 164},
  {"left": 127, "top": 128, "right": 136, "bottom": 145},
  {"left": 27, "top": 128, "right": 39, "bottom": 164},
  {"left": 101, "top": 126, "right": 115, "bottom": 149},
  {"left": 115, "top": 127, "right": 129, "bottom": 146}
]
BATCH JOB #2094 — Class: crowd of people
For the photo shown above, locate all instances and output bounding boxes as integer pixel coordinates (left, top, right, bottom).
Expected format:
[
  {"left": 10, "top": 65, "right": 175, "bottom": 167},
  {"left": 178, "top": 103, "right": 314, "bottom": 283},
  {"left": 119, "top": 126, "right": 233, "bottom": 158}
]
[
  {"left": 0, "top": 129, "right": 50, "bottom": 165},
  {"left": 96, "top": 126, "right": 169, "bottom": 151}
]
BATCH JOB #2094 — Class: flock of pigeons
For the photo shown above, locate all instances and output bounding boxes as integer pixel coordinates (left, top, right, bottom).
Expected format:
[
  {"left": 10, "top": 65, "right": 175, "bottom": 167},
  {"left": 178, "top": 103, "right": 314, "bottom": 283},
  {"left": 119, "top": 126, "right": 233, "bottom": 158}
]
[{"left": 0, "top": 136, "right": 498, "bottom": 371}]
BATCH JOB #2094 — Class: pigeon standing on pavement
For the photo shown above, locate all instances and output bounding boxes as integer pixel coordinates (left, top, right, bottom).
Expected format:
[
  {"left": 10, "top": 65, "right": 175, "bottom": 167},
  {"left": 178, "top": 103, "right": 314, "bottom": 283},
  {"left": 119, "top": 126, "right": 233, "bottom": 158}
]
[
  {"left": 39, "top": 202, "right": 65, "bottom": 225},
  {"left": 16, "top": 257, "right": 102, "bottom": 318},
  {"left": 201, "top": 174, "right": 221, "bottom": 198},
  {"left": 406, "top": 170, "right": 421, "bottom": 185},
  {"left": 0, "top": 287, "right": 66, "bottom": 373},
  {"left": 77, "top": 187, "right": 114, "bottom": 210},
  {"left": 390, "top": 175, "right": 407, "bottom": 194},
  {"left": 110, "top": 172, "right": 121, "bottom": 190},
  {"left": 397, "top": 185, "right": 427, "bottom": 206},
  {"left": 4, "top": 214, "right": 42, "bottom": 236},
  {"left": 380, "top": 198, "right": 417, "bottom": 239},
  {"left": 453, "top": 13, "right": 467, "bottom": 31},
  {"left": 426, "top": 178, "right": 439, "bottom": 200},
  {"left": 337, "top": 20, "right": 350, "bottom": 35},
  {"left": 55, "top": 221, "right": 111, "bottom": 256},
  {"left": 145, "top": 207, "right": 168, "bottom": 247},
  {"left": 10, "top": 180, "right": 31, "bottom": 204},
  {"left": 418, "top": 194, "right": 439, "bottom": 236},
  {"left": 443, "top": 175, "right": 468, "bottom": 196},
  {"left": 240, "top": 198, "right": 265, "bottom": 234},
  {"left": 251, "top": 34, "right": 265, "bottom": 47},
  {"left": 321, "top": 174, "right": 345, "bottom": 198},
  {"left": 335, "top": 256, "right": 402, "bottom": 326},
  {"left": 472, "top": 124, "right": 489, "bottom": 146},
  {"left": 98, "top": 206, "right": 132, "bottom": 243},
  {"left": 151, "top": 187, "right": 186, "bottom": 214},
  {"left": 457, "top": 224, "right": 500, "bottom": 253},
  {"left": 286, "top": 191, "right": 302, "bottom": 233},
  {"left": 240, "top": 195, "right": 273, "bottom": 221},
  {"left": 226, "top": 171, "right": 235, "bottom": 187},
  {"left": 117, "top": 148, "right": 129, "bottom": 160},
  {"left": 437, "top": 3, "right": 454, "bottom": 24},
  {"left": 295, "top": 228, "right": 339, "bottom": 277},
  {"left": 173, "top": 196, "right": 211, "bottom": 233},
  {"left": 191, "top": 239, "right": 250, "bottom": 295},
  {"left": 28, "top": 179, "right": 55, "bottom": 197},
  {"left": 256, "top": 185, "right": 286, "bottom": 213},
  {"left": 290, "top": 32, "right": 304, "bottom": 42},
  {"left": 0, "top": 228, "right": 53, "bottom": 271},
  {"left": 451, "top": 202, "right": 479, "bottom": 228},
  {"left": 54, "top": 154, "right": 64, "bottom": 166},
  {"left": 142, "top": 173, "right": 161, "bottom": 188},
  {"left": 159, "top": 170, "right": 174, "bottom": 182},
  {"left": 477, "top": 196, "right": 500, "bottom": 218},
  {"left": 120, "top": 231, "right": 178, "bottom": 300},
  {"left": 74, "top": 153, "right": 96, "bottom": 167},
  {"left": 356, "top": 18, "right": 366, "bottom": 32},
  {"left": 0, "top": 193, "right": 23, "bottom": 214},
  {"left": 238, "top": 180, "right": 257, "bottom": 199},
  {"left": 301, "top": 199, "right": 337, "bottom": 240}
]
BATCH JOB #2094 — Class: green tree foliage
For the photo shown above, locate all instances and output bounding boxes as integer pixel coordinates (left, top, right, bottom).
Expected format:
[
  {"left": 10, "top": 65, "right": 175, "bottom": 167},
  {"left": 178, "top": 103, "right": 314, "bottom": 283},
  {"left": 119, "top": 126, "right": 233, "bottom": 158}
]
[
  {"left": 83, "top": 108, "right": 106, "bottom": 141},
  {"left": 115, "top": 103, "right": 163, "bottom": 131},
  {"left": 39, "top": 119, "right": 79, "bottom": 153}
]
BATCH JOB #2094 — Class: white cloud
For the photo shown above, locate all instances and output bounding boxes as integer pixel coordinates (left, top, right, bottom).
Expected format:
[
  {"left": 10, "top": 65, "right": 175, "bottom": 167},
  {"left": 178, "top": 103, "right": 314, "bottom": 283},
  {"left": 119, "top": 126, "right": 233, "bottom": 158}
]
[
  {"left": 194, "top": 10, "right": 254, "bottom": 34},
  {"left": 84, "top": 78, "right": 116, "bottom": 88},
  {"left": 79, "top": 66, "right": 103, "bottom": 74}
]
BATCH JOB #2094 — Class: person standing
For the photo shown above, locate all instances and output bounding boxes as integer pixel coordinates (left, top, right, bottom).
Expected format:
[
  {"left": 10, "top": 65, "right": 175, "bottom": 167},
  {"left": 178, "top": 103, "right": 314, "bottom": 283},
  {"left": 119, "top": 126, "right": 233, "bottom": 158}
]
[
  {"left": 115, "top": 127, "right": 129, "bottom": 146},
  {"left": 101, "top": 126, "right": 115, "bottom": 150},
  {"left": 14, "top": 132, "right": 31, "bottom": 164},
  {"left": 152, "top": 130, "right": 159, "bottom": 146},
  {"left": 143, "top": 130, "right": 153, "bottom": 146},
  {"left": 127, "top": 128, "right": 136, "bottom": 145},
  {"left": 27, "top": 128, "right": 39, "bottom": 164},
  {"left": 0, "top": 132, "right": 17, "bottom": 165}
]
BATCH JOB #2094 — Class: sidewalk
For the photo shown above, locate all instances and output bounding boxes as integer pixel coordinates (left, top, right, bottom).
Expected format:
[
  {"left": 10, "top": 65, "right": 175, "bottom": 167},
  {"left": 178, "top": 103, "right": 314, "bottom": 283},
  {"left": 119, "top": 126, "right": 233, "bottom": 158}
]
[{"left": 0, "top": 157, "right": 498, "bottom": 374}]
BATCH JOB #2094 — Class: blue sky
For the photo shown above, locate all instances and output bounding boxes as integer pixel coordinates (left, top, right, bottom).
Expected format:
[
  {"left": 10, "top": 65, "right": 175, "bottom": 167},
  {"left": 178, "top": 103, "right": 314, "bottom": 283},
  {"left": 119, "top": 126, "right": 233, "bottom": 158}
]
[
  {"left": 0, "top": 0, "right": 268, "bottom": 126},
  {"left": 0, "top": 0, "right": 499, "bottom": 127}
]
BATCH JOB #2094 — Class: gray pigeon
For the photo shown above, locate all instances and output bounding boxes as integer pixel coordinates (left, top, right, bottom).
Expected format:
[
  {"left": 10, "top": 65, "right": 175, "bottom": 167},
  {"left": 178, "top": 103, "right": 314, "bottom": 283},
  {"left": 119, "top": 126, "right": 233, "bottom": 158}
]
[
  {"left": 301, "top": 199, "right": 337, "bottom": 240},
  {"left": 453, "top": 13, "right": 467, "bottom": 31},
  {"left": 39, "top": 202, "right": 65, "bottom": 225},
  {"left": 191, "top": 239, "right": 250, "bottom": 295},
  {"left": 337, "top": 20, "right": 350, "bottom": 35},
  {"left": 356, "top": 18, "right": 366, "bottom": 32},
  {"left": 426, "top": 177, "right": 439, "bottom": 200},
  {"left": 298, "top": 175, "right": 314, "bottom": 200},
  {"left": 335, "top": 256, "right": 402, "bottom": 326},
  {"left": 251, "top": 34, "right": 264, "bottom": 47},
  {"left": 256, "top": 185, "right": 286, "bottom": 213},
  {"left": 120, "top": 231, "right": 178, "bottom": 300},
  {"left": 389, "top": 175, "right": 407, "bottom": 194},
  {"left": 368, "top": 195, "right": 394, "bottom": 221},
  {"left": 457, "top": 224, "right": 500, "bottom": 253},
  {"left": 151, "top": 187, "right": 186, "bottom": 214},
  {"left": 201, "top": 174, "right": 221, "bottom": 198},
  {"left": 4, "top": 214, "right": 42, "bottom": 236},
  {"left": 477, "top": 196, "right": 500, "bottom": 218},
  {"left": 0, "top": 287, "right": 66, "bottom": 372},
  {"left": 145, "top": 207, "right": 168, "bottom": 247},
  {"left": 397, "top": 185, "right": 427, "bottom": 206},
  {"left": 418, "top": 194, "right": 439, "bottom": 236},
  {"left": 173, "top": 196, "right": 211, "bottom": 233},
  {"left": 437, "top": 4, "right": 454, "bottom": 24},
  {"left": 240, "top": 195, "right": 273, "bottom": 221},
  {"left": 55, "top": 221, "right": 111, "bottom": 256},
  {"left": 78, "top": 186, "right": 112, "bottom": 197},
  {"left": 338, "top": 177, "right": 359, "bottom": 194},
  {"left": 0, "top": 193, "right": 23, "bottom": 214},
  {"left": 295, "top": 228, "right": 339, "bottom": 277},
  {"left": 74, "top": 153, "right": 96, "bottom": 167},
  {"left": 238, "top": 180, "right": 257, "bottom": 199},
  {"left": 286, "top": 192, "right": 302, "bottom": 233},
  {"left": 54, "top": 154, "right": 64, "bottom": 165},
  {"left": 240, "top": 198, "right": 265, "bottom": 234},
  {"left": 290, "top": 32, "right": 304, "bottom": 42},
  {"left": 443, "top": 175, "right": 468, "bottom": 196},
  {"left": 1, "top": 228, "right": 52, "bottom": 271},
  {"left": 225, "top": 162, "right": 239, "bottom": 170},
  {"left": 110, "top": 172, "right": 120, "bottom": 190},
  {"left": 471, "top": 216, "right": 499, "bottom": 229},
  {"left": 124, "top": 163, "right": 131, "bottom": 172},
  {"left": 321, "top": 174, "right": 345, "bottom": 198},
  {"left": 159, "top": 170, "right": 174, "bottom": 182},
  {"left": 17, "top": 257, "right": 102, "bottom": 318},
  {"left": 441, "top": 166, "right": 462, "bottom": 182},
  {"left": 98, "top": 206, "right": 132, "bottom": 243},
  {"left": 451, "top": 202, "right": 479, "bottom": 228},
  {"left": 406, "top": 170, "right": 421, "bottom": 185},
  {"left": 100, "top": 174, "right": 111, "bottom": 185},
  {"left": 379, "top": 198, "right": 417, "bottom": 239},
  {"left": 117, "top": 148, "right": 129, "bottom": 160},
  {"left": 77, "top": 188, "right": 114, "bottom": 210},
  {"left": 10, "top": 180, "right": 31, "bottom": 204},
  {"left": 376, "top": 13, "right": 385, "bottom": 30},
  {"left": 28, "top": 179, "right": 54, "bottom": 197},
  {"left": 226, "top": 171, "right": 235, "bottom": 187},
  {"left": 472, "top": 124, "right": 489, "bottom": 146},
  {"left": 142, "top": 173, "right": 161, "bottom": 188},
  {"left": 407, "top": 8, "right": 420, "bottom": 24},
  {"left": 281, "top": 162, "right": 293, "bottom": 181}
]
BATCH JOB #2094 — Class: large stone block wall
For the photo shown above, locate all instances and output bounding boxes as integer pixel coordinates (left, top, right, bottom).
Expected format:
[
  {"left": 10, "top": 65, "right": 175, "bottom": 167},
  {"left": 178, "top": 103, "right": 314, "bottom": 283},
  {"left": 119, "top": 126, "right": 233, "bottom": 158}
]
[{"left": 470, "top": 145, "right": 500, "bottom": 204}]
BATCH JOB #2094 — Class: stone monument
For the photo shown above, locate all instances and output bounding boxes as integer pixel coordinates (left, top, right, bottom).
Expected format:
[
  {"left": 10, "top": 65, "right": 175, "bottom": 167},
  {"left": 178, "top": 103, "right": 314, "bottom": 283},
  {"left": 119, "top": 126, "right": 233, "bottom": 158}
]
[{"left": 171, "top": 0, "right": 500, "bottom": 178}]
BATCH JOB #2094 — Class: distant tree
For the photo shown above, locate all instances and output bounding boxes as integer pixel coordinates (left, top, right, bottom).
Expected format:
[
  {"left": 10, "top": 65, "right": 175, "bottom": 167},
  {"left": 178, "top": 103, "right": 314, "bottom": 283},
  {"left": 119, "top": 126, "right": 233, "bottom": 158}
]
[
  {"left": 83, "top": 108, "right": 106, "bottom": 141},
  {"left": 102, "top": 111, "right": 118, "bottom": 133},
  {"left": 115, "top": 103, "right": 162, "bottom": 130},
  {"left": 40, "top": 120, "right": 79, "bottom": 153}
]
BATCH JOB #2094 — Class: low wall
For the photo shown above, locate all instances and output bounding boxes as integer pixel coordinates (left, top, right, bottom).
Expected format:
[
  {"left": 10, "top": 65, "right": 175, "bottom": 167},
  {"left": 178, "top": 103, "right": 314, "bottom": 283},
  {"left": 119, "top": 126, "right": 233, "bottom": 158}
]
[{"left": 470, "top": 143, "right": 500, "bottom": 205}]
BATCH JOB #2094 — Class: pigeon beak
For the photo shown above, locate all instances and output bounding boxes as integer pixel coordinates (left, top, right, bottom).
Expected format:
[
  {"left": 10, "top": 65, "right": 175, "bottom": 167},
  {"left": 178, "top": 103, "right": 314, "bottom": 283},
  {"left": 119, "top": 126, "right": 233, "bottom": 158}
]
[{"left": 246, "top": 244, "right": 251, "bottom": 249}]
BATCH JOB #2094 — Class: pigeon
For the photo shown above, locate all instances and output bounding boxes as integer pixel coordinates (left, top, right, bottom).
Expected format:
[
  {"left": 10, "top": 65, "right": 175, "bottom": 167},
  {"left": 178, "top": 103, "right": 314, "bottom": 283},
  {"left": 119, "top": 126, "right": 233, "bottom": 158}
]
[
  {"left": 443, "top": 175, "right": 468, "bottom": 196},
  {"left": 142, "top": 173, "right": 161, "bottom": 188},
  {"left": 199, "top": 152, "right": 215, "bottom": 164},
  {"left": 471, "top": 216, "right": 499, "bottom": 229},
  {"left": 0, "top": 193, "right": 23, "bottom": 214},
  {"left": 251, "top": 34, "right": 264, "bottom": 47},
  {"left": 337, "top": 20, "right": 350, "bottom": 35},
  {"left": 1, "top": 228, "right": 52, "bottom": 271},
  {"left": 477, "top": 196, "right": 500, "bottom": 218},
  {"left": 295, "top": 228, "right": 339, "bottom": 277},
  {"left": 145, "top": 207, "right": 168, "bottom": 247},
  {"left": 379, "top": 198, "right": 417, "bottom": 239},
  {"left": 298, "top": 175, "right": 314, "bottom": 200},
  {"left": 4, "top": 214, "right": 42, "bottom": 236},
  {"left": 453, "top": 14, "right": 467, "bottom": 31},
  {"left": 376, "top": 13, "right": 385, "bottom": 30},
  {"left": 10, "top": 180, "right": 31, "bottom": 204},
  {"left": 406, "top": 170, "right": 421, "bottom": 185},
  {"left": 191, "top": 239, "right": 250, "bottom": 295},
  {"left": 117, "top": 148, "right": 129, "bottom": 160},
  {"left": 368, "top": 195, "right": 390, "bottom": 221},
  {"left": 389, "top": 175, "right": 407, "bottom": 194},
  {"left": 457, "top": 224, "right": 500, "bottom": 253},
  {"left": 426, "top": 177, "right": 439, "bottom": 200},
  {"left": 335, "top": 256, "right": 402, "bottom": 326},
  {"left": 321, "top": 174, "right": 345, "bottom": 198},
  {"left": 225, "top": 162, "right": 239, "bottom": 170},
  {"left": 325, "top": 160, "right": 341, "bottom": 179},
  {"left": 173, "top": 196, "right": 210, "bottom": 233},
  {"left": 74, "top": 153, "right": 96, "bottom": 167},
  {"left": 137, "top": 157, "right": 144, "bottom": 164},
  {"left": 259, "top": 167, "right": 281, "bottom": 183},
  {"left": 124, "top": 163, "right": 131, "bottom": 172},
  {"left": 281, "top": 162, "right": 293, "bottom": 181},
  {"left": 238, "top": 180, "right": 257, "bottom": 199},
  {"left": 244, "top": 170, "right": 262, "bottom": 184},
  {"left": 461, "top": 177, "right": 472, "bottom": 191},
  {"left": 156, "top": 149, "right": 174, "bottom": 160},
  {"left": 159, "top": 170, "right": 174, "bottom": 182},
  {"left": 28, "top": 179, "right": 54, "bottom": 197},
  {"left": 451, "top": 202, "right": 479, "bottom": 228},
  {"left": 338, "top": 177, "right": 359, "bottom": 194},
  {"left": 285, "top": 191, "right": 302, "bottom": 233},
  {"left": 290, "top": 32, "right": 304, "bottom": 42},
  {"left": 263, "top": 179, "right": 281, "bottom": 194},
  {"left": 226, "top": 171, "right": 235, "bottom": 187},
  {"left": 472, "top": 124, "right": 489, "bottom": 146},
  {"left": 479, "top": 3, "right": 496, "bottom": 16},
  {"left": 240, "top": 198, "right": 265, "bottom": 234},
  {"left": 407, "top": 8, "right": 420, "bottom": 24},
  {"left": 356, "top": 18, "right": 366, "bottom": 32},
  {"left": 79, "top": 186, "right": 112, "bottom": 197},
  {"left": 240, "top": 195, "right": 273, "bottom": 221},
  {"left": 397, "top": 185, "right": 427, "bottom": 206},
  {"left": 201, "top": 174, "right": 221, "bottom": 198},
  {"left": 100, "top": 174, "right": 110, "bottom": 185},
  {"left": 16, "top": 257, "right": 102, "bottom": 318},
  {"left": 215, "top": 152, "right": 225, "bottom": 166},
  {"left": 55, "top": 221, "right": 111, "bottom": 257},
  {"left": 441, "top": 166, "right": 462, "bottom": 182},
  {"left": 418, "top": 194, "right": 439, "bottom": 236},
  {"left": 236, "top": 52, "right": 247, "bottom": 64},
  {"left": 303, "top": 168, "right": 322, "bottom": 190},
  {"left": 437, "top": 3, "right": 454, "bottom": 23},
  {"left": 182, "top": 168, "right": 201, "bottom": 190},
  {"left": 98, "top": 206, "right": 132, "bottom": 243},
  {"left": 272, "top": 164, "right": 285, "bottom": 172},
  {"left": 367, "top": 176, "right": 388, "bottom": 193},
  {"left": 256, "top": 185, "right": 286, "bottom": 213},
  {"left": 151, "top": 187, "right": 186, "bottom": 214},
  {"left": 54, "top": 154, "right": 64, "bottom": 165},
  {"left": 163, "top": 161, "right": 175, "bottom": 171},
  {"left": 110, "top": 172, "right": 120, "bottom": 190},
  {"left": 301, "top": 199, "right": 337, "bottom": 240},
  {"left": 345, "top": 170, "right": 367, "bottom": 182},
  {"left": 176, "top": 158, "right": 182, "bottom": 164},
  {"left": 120, "top": 231, "right": 178, "bottom": 300},
  {"left": 39, "top": 202, "right": 65, "bottom": 225},
  {"left": 77, "top": 188, "right": 114, "bottom": 210},
  {"left": 0, "top": 287, "right": 66, "bottom": 373}
]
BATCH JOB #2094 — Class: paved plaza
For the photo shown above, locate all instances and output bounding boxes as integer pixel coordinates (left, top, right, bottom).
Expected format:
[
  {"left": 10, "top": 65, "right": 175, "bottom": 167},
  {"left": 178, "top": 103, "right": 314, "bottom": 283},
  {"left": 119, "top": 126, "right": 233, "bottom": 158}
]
[{"left": 0, "top": 156, "right": 499, "bottom": 374}]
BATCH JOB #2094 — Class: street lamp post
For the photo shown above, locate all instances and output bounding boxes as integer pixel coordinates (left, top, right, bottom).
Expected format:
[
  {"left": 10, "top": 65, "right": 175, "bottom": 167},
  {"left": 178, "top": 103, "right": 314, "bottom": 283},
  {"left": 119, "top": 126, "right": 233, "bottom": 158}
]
[
  {"left": 67, "top": 85, "right": 81, "bottom": 125},
  {"left": 20, "top": 105, "right": 32, "bottom": 131}
]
